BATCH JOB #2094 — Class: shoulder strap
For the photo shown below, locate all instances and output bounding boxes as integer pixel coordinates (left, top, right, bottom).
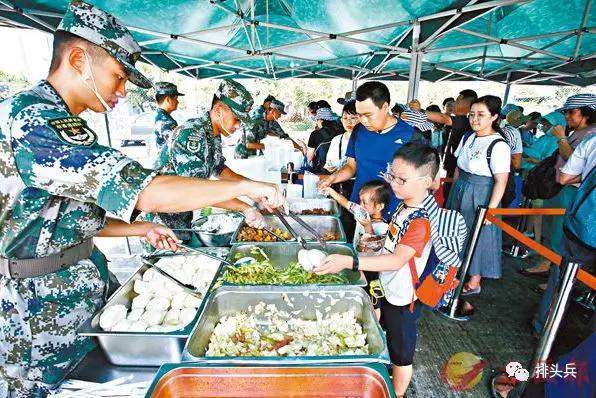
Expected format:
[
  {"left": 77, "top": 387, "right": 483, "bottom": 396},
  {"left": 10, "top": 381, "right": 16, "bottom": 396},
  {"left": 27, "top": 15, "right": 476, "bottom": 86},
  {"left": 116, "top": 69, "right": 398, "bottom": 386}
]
[
  {"left": 486, "top": 137, "right": 506, "bottom": 176},
  {"left": 407, "top": 257, "right": 419, "bottom": 312}
]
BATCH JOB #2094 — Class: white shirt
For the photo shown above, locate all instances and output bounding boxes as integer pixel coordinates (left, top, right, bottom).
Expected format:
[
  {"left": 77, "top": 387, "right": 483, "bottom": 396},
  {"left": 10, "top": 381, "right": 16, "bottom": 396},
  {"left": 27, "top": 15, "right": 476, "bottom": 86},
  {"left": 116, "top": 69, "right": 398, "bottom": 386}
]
[
  {"left": 325, "top": 132, "right": 350, "bottom": 170},
  {"left": 561, "top": 134, "right": 596, "bottom": 180},
  {"left": 502, "top": 125, "right": 523, "bottom": 154},
  {"left": 380, "top": 206, "right": 432, "bottom": 306},
  {"left": 455, "top": 133, "right": 511, "bottom": 177}
]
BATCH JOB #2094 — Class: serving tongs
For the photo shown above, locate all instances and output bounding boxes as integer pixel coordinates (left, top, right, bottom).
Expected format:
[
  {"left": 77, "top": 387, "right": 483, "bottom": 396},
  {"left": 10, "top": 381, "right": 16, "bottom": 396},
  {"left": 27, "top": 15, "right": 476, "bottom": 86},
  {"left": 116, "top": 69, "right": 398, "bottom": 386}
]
[
  {"left": 287, "top": 212, "right": 327, "bottom": 249},
  {"left": 271, "top": 208, "right": 309, "bottom": 249},
  {"left": 175, "top": 242, "right": 233, "bottom": 266}
]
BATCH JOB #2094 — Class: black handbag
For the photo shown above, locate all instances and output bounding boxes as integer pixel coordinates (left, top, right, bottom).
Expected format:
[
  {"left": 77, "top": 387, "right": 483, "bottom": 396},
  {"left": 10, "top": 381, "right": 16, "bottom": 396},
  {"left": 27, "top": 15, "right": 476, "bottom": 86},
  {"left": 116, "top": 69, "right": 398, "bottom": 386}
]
[{"left": 522, "top": 150, "right": 562, "bottom": 200}]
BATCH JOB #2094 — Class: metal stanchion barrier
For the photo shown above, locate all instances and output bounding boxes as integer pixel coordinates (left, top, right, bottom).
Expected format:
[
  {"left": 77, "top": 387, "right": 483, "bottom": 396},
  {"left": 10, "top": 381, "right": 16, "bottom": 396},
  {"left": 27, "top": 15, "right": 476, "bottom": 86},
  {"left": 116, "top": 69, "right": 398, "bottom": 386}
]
[
  {"left": 506, "top": 198, "right": 532, "bottom": 258},
  {"left": 438, "top": 206, "right": 488, "bottom": 321},
  {"left": 492, "top": 259, "right": 581, "bottom": 398}
]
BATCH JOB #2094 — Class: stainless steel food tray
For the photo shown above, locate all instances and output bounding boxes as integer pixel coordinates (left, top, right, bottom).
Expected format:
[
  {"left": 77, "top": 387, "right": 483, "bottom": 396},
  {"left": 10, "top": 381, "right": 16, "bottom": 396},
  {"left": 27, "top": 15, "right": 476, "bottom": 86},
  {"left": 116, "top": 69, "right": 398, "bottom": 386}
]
[
  {"left": 223, "top": 243, "right": 365, "bottom": 286},
  {"left": 231, "top": 215, "right": 346, "bottom": 244},
  {"left": 78, "top": 256, "right": 221, "bottom": 366},
  {"left": 182, "top": 285, "right": 389, "bottom": 364},
  {"left": 145, "top": 362, "right": 396, "bottom": 398}
]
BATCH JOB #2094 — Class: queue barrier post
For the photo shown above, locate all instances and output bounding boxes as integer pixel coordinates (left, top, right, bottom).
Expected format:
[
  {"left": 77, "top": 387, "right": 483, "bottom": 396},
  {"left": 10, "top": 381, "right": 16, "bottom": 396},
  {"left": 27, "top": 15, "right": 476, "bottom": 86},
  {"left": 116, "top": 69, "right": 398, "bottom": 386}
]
[
  {"left": 495, "top": 259, "right": 581, "bottom": 398},
  {"left": 438, "top": 206, "right": 488, "bottom": 321}
]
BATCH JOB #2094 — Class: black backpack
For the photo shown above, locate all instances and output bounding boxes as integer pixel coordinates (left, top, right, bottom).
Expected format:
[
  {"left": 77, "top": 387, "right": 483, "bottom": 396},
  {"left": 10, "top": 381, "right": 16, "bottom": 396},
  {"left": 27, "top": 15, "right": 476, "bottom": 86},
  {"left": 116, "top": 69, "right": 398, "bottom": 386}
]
[{"left": 522, "top": 150, "right": 562, "bottom": 200}]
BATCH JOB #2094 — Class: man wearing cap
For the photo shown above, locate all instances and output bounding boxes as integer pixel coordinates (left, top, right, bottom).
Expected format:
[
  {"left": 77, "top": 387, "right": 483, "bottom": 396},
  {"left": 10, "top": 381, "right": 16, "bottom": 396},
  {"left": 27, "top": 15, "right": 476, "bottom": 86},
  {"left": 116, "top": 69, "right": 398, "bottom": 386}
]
[
  {"left": 0, "top": 2, "right": 284, "bottom": 396},
  {"left": 152, "top": 81, "right": 183, "bottom": 167},
  {"left": 235, "top": 96, "right": 290, "bottom": 159},
  {"left": 150, "top": 79, "right": 268, "bottom": 244}
]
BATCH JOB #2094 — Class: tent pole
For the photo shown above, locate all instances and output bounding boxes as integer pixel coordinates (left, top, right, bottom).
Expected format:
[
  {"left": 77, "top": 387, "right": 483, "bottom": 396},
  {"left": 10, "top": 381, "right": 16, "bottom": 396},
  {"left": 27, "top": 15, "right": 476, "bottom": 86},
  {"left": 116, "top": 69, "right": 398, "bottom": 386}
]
[
  {"left": 573, "top": 0, "right": 592, "bottom": 59},
  {"left": 103, "top": 113, "right": 112, "bottom": 148},
  {"left": 503, "top": 72, "right": 512, "bottom": 105},
  {"left": 407, "top": 22, "right": 422, "bottom": 101}
]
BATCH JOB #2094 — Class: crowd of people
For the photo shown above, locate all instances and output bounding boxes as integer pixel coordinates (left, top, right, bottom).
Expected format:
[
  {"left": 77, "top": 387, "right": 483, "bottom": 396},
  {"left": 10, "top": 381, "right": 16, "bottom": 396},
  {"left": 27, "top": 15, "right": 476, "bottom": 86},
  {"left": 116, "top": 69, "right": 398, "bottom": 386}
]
[{"left": 292, "top": 82, "right": 595, "bottom": 397}]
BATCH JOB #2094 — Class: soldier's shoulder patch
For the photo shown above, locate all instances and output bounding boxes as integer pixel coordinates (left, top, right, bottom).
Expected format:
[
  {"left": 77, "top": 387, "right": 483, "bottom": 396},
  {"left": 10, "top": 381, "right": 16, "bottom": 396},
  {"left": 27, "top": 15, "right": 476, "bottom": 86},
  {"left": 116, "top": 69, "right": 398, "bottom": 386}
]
[
  {"left": 186, "top": 135, "right": 201, "bottom": 153},
  {"left": 48, "top": 116, "right": 97, "bottom": 146}
]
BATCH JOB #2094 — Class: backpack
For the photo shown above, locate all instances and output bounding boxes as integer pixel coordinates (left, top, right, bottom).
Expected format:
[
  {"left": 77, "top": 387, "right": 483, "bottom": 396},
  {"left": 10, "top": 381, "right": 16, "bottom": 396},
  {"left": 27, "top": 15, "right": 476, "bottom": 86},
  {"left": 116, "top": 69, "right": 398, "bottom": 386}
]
[
  {"left": 310, "top": 139, "right": 333, "bottom": 174},
  {"left": 522, "top": 150, "right": 562, "bottom": 200},
  {"left": 462, "top": 132, "right": 517, "bottom": 207},
  {"left": 563, "top": 166, "right": 595, "bottom": 250},
  {"left": 387, "top": 196, "right": 468, "bottom": 311}
]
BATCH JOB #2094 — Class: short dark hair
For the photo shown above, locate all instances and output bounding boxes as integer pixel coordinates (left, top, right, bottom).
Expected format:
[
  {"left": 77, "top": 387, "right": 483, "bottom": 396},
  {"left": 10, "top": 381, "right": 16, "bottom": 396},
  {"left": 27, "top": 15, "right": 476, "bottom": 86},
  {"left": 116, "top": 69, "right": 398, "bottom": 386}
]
[
  {"left": 356, "top": 81, "right": 390, "bottom": 109},
  {"left": 316, "top": 100, "right": 331, "bottom": 109},
  {"left": 472, "top": 95, "right": 502, "bottom": 131},
  {"left": 342, "top": 100, "right": 357, "bottom": 115},
  {"left": 49, "top": 30, "right": 107, "bottom": 74},
  {"left": 264, "top": 95, "right": 275, "bottom": 103},
  {"left": 307, "top": 101, "right": 318, "bottom": 111},
  {"left": 528, "top": 111, "right": 542, "bottom": 121},
  {"left": 392, "top": 141, "right": 440, "bottom": 178},
  {"left": 360, "top": 180, "right": 392, "bottom": 208},
  {"left": 156, "top": 94, "right": 170, "bottom": 104},
  {"left": 426, "top": 104, "right": 441, "bottom": 113},
  {"left": 459, "top": 89, "right": 478, "bottom": 102},
  {"left": 442, "top": 97, "right": 455, "bottom": 106},
  {"left": 391, "top": 103, "right": 406, "bottom": 115},
  {"left": 578, "top": 106, "right": 596, "bottom": 124}
]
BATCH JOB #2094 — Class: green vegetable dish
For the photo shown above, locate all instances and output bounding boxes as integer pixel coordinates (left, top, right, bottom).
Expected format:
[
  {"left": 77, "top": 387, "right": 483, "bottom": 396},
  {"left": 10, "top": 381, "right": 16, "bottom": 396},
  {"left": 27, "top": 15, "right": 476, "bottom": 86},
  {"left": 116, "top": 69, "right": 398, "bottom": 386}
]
[{"left": 219, "top": 247, "right": 349, "bottom": 286}]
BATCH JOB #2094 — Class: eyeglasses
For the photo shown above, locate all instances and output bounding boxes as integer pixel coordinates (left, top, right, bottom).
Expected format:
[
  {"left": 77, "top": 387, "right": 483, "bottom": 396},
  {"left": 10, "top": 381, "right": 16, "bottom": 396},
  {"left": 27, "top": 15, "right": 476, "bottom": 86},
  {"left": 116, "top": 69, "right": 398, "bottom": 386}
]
[
  {"left": 342, "top": 115, "right": 360, "bottom": 123},
  {"left": 381, "top": 170, "right": 428, "bottom": 185}
]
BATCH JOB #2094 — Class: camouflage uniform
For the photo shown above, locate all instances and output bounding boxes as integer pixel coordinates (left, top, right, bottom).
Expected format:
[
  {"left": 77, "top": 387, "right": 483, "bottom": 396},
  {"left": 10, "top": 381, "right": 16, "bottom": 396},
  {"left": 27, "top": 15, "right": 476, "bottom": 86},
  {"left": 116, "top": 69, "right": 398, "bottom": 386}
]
[
  {"left": 144, "top": 80, "right": 253, "bottom": 244},
  {"left": 152, "top": 82, "right": 183, "bottom": 167},
  {"left": 0, "top": 2, "right": 153, "bottom": 397},
  {"left": 153, "top": 109, "right": 177, "bottom": 163},
  {"left": 234, "top": 103, "right": 288, "bottom": 159}
]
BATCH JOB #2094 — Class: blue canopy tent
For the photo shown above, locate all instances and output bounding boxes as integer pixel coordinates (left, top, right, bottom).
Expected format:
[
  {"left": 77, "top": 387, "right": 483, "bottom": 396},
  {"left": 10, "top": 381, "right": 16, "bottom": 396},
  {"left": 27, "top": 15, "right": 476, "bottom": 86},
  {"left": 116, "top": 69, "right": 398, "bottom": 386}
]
[{"left": 0, "top": 0, "right": 593, "bottom": 101}]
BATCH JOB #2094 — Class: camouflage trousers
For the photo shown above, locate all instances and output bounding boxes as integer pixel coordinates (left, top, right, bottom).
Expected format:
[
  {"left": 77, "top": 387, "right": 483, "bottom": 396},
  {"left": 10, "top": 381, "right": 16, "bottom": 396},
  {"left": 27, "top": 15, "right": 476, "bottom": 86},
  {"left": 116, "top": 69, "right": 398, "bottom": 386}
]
[{"left": 0, "top": 249, "right": 112, "bottom": 397}]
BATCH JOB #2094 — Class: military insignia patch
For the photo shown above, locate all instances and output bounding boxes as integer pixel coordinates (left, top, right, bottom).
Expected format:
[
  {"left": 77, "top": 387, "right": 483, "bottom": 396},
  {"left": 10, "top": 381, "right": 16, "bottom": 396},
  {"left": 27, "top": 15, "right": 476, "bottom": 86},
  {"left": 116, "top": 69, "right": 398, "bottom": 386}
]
[
  {"left": 48, "top": 117, "right": 97, "bottom": 146},
  {"left": 186, "top": 136, "right": 201, "bottom": 153}
]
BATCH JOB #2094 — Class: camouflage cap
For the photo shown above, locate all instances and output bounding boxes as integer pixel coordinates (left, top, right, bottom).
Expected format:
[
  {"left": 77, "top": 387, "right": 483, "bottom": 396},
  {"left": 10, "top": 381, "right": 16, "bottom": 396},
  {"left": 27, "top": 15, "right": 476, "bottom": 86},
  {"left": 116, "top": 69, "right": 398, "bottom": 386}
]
[
  {"left": 57, "top": 1, "right": 152, "bottom": 89},
  {"left": 269, "top": 99, "right": 287, "bottom": 115},
  {"left": 155, "top": 81, "right": 184, "bottom": 96},
  {"left": 215, "top": 79, "right": 254, "bottom": 123},
  {"left": 506, "top": 110, "right": 530, "bottom": 128}
]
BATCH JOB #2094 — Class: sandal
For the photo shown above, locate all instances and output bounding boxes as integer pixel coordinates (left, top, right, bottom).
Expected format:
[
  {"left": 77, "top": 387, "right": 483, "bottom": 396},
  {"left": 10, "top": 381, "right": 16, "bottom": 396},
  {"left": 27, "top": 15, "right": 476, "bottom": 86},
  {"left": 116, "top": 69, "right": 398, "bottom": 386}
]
[{"left": 461, "top": 285, "right": 481, "bottom": 296}]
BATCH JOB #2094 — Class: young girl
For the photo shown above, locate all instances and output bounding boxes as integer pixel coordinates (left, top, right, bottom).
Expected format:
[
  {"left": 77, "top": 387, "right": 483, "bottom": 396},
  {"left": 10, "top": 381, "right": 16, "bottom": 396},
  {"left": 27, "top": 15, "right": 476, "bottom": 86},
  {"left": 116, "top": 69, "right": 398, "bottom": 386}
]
[{"left": 323, "top": 180, "right": 391, "bottom": 254}]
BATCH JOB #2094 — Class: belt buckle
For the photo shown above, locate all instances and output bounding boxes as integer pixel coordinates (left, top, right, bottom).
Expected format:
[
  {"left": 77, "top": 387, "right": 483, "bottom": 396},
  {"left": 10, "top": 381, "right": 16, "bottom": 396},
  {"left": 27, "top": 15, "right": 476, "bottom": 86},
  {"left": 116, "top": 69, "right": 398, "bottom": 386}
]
[{"left": 6, "top": 259, "right": 18, "bottom": 279}]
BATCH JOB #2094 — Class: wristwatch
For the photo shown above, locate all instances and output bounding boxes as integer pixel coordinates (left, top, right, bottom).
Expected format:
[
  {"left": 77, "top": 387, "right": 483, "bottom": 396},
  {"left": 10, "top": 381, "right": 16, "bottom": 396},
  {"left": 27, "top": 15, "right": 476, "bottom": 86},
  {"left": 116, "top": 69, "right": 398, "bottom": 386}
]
[
  {"left": 352, "top": 255, "right": 359, "bottom": 272},
  {"left": 557, "top": 137, "right": 568, "bottom": 143}
]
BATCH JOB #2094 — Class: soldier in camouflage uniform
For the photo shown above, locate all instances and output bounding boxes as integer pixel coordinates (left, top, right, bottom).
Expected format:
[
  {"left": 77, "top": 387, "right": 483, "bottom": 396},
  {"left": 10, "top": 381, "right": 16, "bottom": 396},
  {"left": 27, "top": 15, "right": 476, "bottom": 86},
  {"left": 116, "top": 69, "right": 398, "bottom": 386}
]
[
  {"left": 0, "top": 2, "right": 284, "bottom": 397},
  {"left": 152, "top": 82, "right": 183, "bottom": 168},
  {"left": 148, "top": 79, "right": 267, "bottom": 246},
  {"left": 234, "top": 97, "right": 290, "bottom": 159}
]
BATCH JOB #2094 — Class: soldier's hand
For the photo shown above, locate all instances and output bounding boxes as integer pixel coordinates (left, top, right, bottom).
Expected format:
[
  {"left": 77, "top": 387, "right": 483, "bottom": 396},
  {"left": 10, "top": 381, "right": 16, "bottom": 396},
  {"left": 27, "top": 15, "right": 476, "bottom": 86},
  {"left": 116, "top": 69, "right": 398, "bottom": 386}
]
[
  {"left": 243, "top": 207, "right": 267, "bottom": 229},
  {"left": 247, "top": 181, "right": 287, "bottom": 212},
  {"left": 144, "top": 225, "right": 179, "bottom": 252}
]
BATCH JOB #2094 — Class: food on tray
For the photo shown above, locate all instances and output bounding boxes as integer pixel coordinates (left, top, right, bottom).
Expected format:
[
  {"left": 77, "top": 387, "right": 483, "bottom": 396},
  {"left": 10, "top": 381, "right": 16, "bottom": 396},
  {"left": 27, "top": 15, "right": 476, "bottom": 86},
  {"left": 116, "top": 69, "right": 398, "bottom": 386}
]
[
  {"left": 153, "top": 254, "right": 221, "bottom": 293},
  {"left": 99, "top": 255, "right": 221, "bottom": 332},
  {"left": 322, "top": 232, "right": 340, "bottom": 241},
  {"left": 297, "top": 208, "right": 333, "bottom": 215},
  {"left": 196, "top": 213, "right": 242, "bottom": 235},
  {"left": 236, "top": 226, "right": 340, "bottom": 242},
  {"left": 236, "top": 226, "right": 292, "bottom": 242},
  {"left": 297, "top": 249, "right": 327, "bottom": 272},
  {"left": 205, "top": 302, "right": 369, "bottom": 357},
  {"left": 220, "top": 247, "right": 348, "bottom": 285}
]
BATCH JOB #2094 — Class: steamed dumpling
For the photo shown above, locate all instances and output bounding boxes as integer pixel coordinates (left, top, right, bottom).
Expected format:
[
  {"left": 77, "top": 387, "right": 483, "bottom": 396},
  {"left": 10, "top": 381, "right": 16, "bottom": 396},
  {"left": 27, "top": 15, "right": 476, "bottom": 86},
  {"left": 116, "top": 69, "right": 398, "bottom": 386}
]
[
  {"left": 147, "top": 296, "right": 171, "bottom": 312},
  {"left": 127, "top": 308, "right": 144, "bottom": 322},
  {"left": 99, "top": 305, "right": 127, "bottom": 331},
  {"left": 141, "top": 310, "right": 167, "bottom": 326},
  {"left": 131, "top": 294, "right": 151, "bottom": 310},
  {"left": 180, "top": 308, "right": 197, "bottom": 326}
]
